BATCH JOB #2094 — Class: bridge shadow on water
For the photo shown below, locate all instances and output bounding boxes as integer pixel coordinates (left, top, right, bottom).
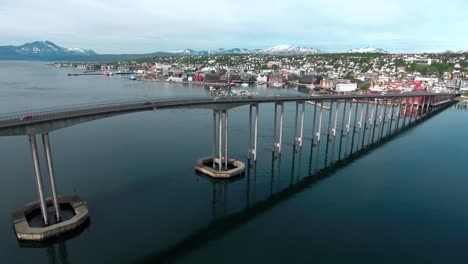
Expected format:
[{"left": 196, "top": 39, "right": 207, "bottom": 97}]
[{"left": 137, "top": 102, "right": 454, "bottom": 263}]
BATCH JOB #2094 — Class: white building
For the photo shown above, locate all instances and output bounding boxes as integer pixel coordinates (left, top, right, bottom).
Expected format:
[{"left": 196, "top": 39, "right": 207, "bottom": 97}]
[
  {"left": 336, "top": 83, "right": 357, "bottom": 92},
  {"left": 415, "top": 76, "right": 439, "bottom": 83}
]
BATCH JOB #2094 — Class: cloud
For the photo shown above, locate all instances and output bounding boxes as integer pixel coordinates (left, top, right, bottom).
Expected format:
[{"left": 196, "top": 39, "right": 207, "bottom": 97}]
[{"left": 0, "top": 0, "right": 466, "bottom": 53}]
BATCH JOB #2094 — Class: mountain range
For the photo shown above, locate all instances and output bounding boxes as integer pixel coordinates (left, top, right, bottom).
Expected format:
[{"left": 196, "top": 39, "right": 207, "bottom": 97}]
[
  {"left": 346, "top": 47, "right": 388, "bottom": 54},
  {"left": 0, "top": 41, "right": 465, "bottom": 61},
  {"left": 0, "top": 41, "right": 96, "bottom": 60},
  {"left": 169, "top": 45, "right": 323, "bottom": 56}
]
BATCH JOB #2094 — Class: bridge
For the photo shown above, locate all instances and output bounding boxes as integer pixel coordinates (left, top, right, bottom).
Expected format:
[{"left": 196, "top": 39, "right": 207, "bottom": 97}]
[{"left": 0, "top": 92, "right": 458, "bottom": 242}]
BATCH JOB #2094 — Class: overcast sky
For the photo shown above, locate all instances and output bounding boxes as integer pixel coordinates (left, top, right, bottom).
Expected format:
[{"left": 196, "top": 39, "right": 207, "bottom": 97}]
[{"left": 1, "top": 0, "right": 466, "bottom": 53}]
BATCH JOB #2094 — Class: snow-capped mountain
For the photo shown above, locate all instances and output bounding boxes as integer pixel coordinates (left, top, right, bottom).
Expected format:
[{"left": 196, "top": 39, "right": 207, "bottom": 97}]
[
  {"left": 0, "top": 41, "right": 96, "bottom": 60},
  {"left": 168, "top": 45, "right": 323, "bottom": 56},
  {"left": 210, "top": 48, "right": 252, "bottom": 55},
  {"left": 170, "top": 48, "right": 253, "bottom": 56},
  {"left": 258, "top": 45, "right": 323, "bottom": 55},
  {"left": 169, "top": 49, "right": 205, "bottom": 56},
  {"left": 347, "top": 47, "right": 388, "bottom": 54}
]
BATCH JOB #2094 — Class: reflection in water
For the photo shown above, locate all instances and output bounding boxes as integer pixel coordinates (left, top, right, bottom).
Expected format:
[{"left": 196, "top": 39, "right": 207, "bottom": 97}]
[
  {"left": 454, "top": 101, "right": 468, "bottom": 111},
  {"left": 18, "top": 219, "right": 90, "bottom": 264},
  {"left": 46, "top": 241, "right": 69, "bottom": 264},
  {"left": 138, "top": 101, "right": 454, "bottom": 263}
]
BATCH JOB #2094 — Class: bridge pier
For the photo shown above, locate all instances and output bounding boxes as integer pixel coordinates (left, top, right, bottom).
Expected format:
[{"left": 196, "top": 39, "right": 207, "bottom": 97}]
[
  {"left": 402, "top": 97, "right": 408, "bottom": 128},
  {"left": 272, "top": 102, "right": 284, "bottom": 155},
  {"left": 368, "top": 99, "right": 378, "bottom": 145},
  {"left": 248, "top": 104, "right": 259, "bottom": 161},
  {"left": 361, "top": 98, "right": 370, "bottom": 149},
  {"left": 293, "top": 101, "right": 305, "bottom": 147},
  {"left": 293, "top": 102, "right": 305, "bottom": 147},
  {"left": 338, "top": 100, "right": 348, "bottom": 159},
  {"left": 387, "top": 98, "right": 395, "bottom": 136},
  {"left": 330, "top": 100, "right": 340, "bottom": 161},
  {"left": 348, "top": 100, "right": 359, "bottom": 155},
  {"left": 28, "top": 134, "right": 49, "bottom": 226},
  {"left": 395, "top": 98, "right": 402, "bottom": 132},
  {"left": 196, "top": 109, "right": 245, "bottom": 178},
  {"left": 315, "top": 103, "right": 324, "bottom": 142},
  {"left": 42, "top": 133, "right": 61, "bottom": 222},
  {"left": 379, "top": 98, "right": 388, "bottom": 140},
  {"left": 13, "top": 133, "right": 89, "bottom": 242}
]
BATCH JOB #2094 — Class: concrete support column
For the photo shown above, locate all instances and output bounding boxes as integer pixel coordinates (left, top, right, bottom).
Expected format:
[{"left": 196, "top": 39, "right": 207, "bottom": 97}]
[
  {"left": 332, "top": 102, "right": 339, "bottom": 137},
  {"left": 387, "top": 98, "right": 395, "bottom": 136},
  {"left": 349, "top": 100, "right": 359, "bottom": 154},
  {"left": 327, "top": 100, "right": 334, "bottom": 138},
  {"left": 310, "top": 101, "right": 317, "bottom": 145},
  {"left": 28, "top": 134, "right": 49, "bottom": 226},
  {"left": 426, "top": 96, "right": 431, "bottom": 116},
  {"left": 395, "top": 98, "right": 402, "bottom": 132},
  {"left": 42, "top": 133, "right": 61, "bottom": 222},
  {"left": 419, "top": 97, "right": 425, "bottom": 118},
  {"left": 402, "top": 97, "right": 408, "bottom": 128},
  {"left": 339, "top": 100, "right": 348, "bottom": 158},
  {"left": 369, "top": 99, "right": 378, "bottom": 145},
  {"left": 254, "top": 105, "right": 258, "bottom": 161},
  {"left": 293, "top": 102, "right": 298, "bottom": 145},
  {"left": 273, "top": 103, "right": 277, "bottom": 152},
  {"left": 279, "top": 103, "right": 284, "bottom": 154},
  {"left": 298, "top": 102, "right": 305, "bottom": 147},
  {"left": 224, "top": 110, "right": 228, "bottom": 169},
  {"left": 212, "top": 111, "right": 216, "bottom": 169},
  {"left": 316, "top": 104, "right": 323, "bottom": 142},
  {"left": 248, "top": 106, "right": 252, "bottom": 159},
  {"left": 248, "top": 104, "right": 259, "bottom": 161},
  {"left": 360, "top": 98, "right": 370, "bottom": 149},
  {"left": 379, "top": 98, "right": 388, "bottom": 139},
  {"left": 342, "top": 100, "right": 348, "bottom": 134},
  {"left": 412, "top": 97, "right": 419, "bottom": 123},
  {"left": 218, "top": 110, "right": 222, "bottom": 171}
]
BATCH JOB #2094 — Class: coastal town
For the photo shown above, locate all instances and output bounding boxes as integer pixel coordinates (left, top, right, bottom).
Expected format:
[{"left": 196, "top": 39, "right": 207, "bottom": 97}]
[{"left": 57, "top": 51, "right": 468, "bottom": 94}]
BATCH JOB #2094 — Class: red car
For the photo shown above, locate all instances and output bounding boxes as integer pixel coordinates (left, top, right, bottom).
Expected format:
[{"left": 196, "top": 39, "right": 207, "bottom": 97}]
[{"left": 20, "top": 115, "right": 33, "bottom": 121}]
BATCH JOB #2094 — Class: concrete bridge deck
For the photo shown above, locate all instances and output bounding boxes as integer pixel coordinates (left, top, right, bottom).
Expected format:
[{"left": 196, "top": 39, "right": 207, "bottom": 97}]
[{"left": 0, "top": 92, "right": 458, "bottom": 136}]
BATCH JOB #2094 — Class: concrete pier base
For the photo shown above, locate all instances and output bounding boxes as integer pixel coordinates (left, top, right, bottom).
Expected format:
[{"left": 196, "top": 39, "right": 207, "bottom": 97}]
[
  {"left": 195, "top": 156, "right": 245, "bottom": 179},
  {"left": 13, "top": 195, "right": 89, "bottom": 242}
]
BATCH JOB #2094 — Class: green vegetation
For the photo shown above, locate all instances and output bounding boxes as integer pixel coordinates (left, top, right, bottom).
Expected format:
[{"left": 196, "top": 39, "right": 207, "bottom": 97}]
[
  {"left": 408, "top": 62, "right": 453, "bottom": 77},
  {"left": 359, "top": 82, "right": 370, "bottom": 90},
  {"left": 394, "top": 59, "right": 406, "bottom": 67},
  {"left": 361, "top": 65, "right": 371, "bottom": 73}
]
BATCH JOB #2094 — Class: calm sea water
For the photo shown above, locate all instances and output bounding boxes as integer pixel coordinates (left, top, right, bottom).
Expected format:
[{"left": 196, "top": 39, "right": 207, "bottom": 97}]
[{"left": 0, "top": 61, "right": 467, "bottom": 263}]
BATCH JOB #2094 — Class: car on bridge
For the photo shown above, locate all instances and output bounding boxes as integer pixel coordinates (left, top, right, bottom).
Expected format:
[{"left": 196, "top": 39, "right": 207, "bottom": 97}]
[{"left": 20, "top": 115, "right": 33, "bottom": 121}]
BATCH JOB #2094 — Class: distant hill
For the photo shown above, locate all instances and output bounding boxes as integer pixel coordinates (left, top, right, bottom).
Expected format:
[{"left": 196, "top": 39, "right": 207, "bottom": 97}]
[
  {"left": 347, "top": 47, "right": 388, "bottom": 54},
  {"left": 0, "top": 41, "right": 97, "bottom": 60},
  {"left": 258, "top": 45, "right": 323, "bottom": 55},
  {"left": 2, "top": 41, "right": 418, "bottom": 62},
  {"left": 167, "top": 45, "right": 323, "bottom": 56},
  {"left": 169, "top": 48, "right": 253, "bottom": 56}
]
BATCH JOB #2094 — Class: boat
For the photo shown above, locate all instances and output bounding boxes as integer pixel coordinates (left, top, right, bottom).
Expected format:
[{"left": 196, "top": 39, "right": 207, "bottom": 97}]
[
  {"left": 104, "top": 72, "right": 110, "bottom": 77},
  {"left": 241, "top": 83, "right": 249, "bottom": 88},
  {"left": 128, "top": 76, "right": 136, "bottom": 80},
  {"left": 273, "top": 82, "right": 282, "bottom": 87}
]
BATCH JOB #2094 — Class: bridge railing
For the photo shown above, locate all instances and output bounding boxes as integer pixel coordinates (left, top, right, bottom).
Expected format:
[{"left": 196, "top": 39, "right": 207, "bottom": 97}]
[
  {"left": 0, "top": 92, "right": 460, "bottom": 128},
  {"left": 0, "top": 96, "right": 210, "bottom": 123}
]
